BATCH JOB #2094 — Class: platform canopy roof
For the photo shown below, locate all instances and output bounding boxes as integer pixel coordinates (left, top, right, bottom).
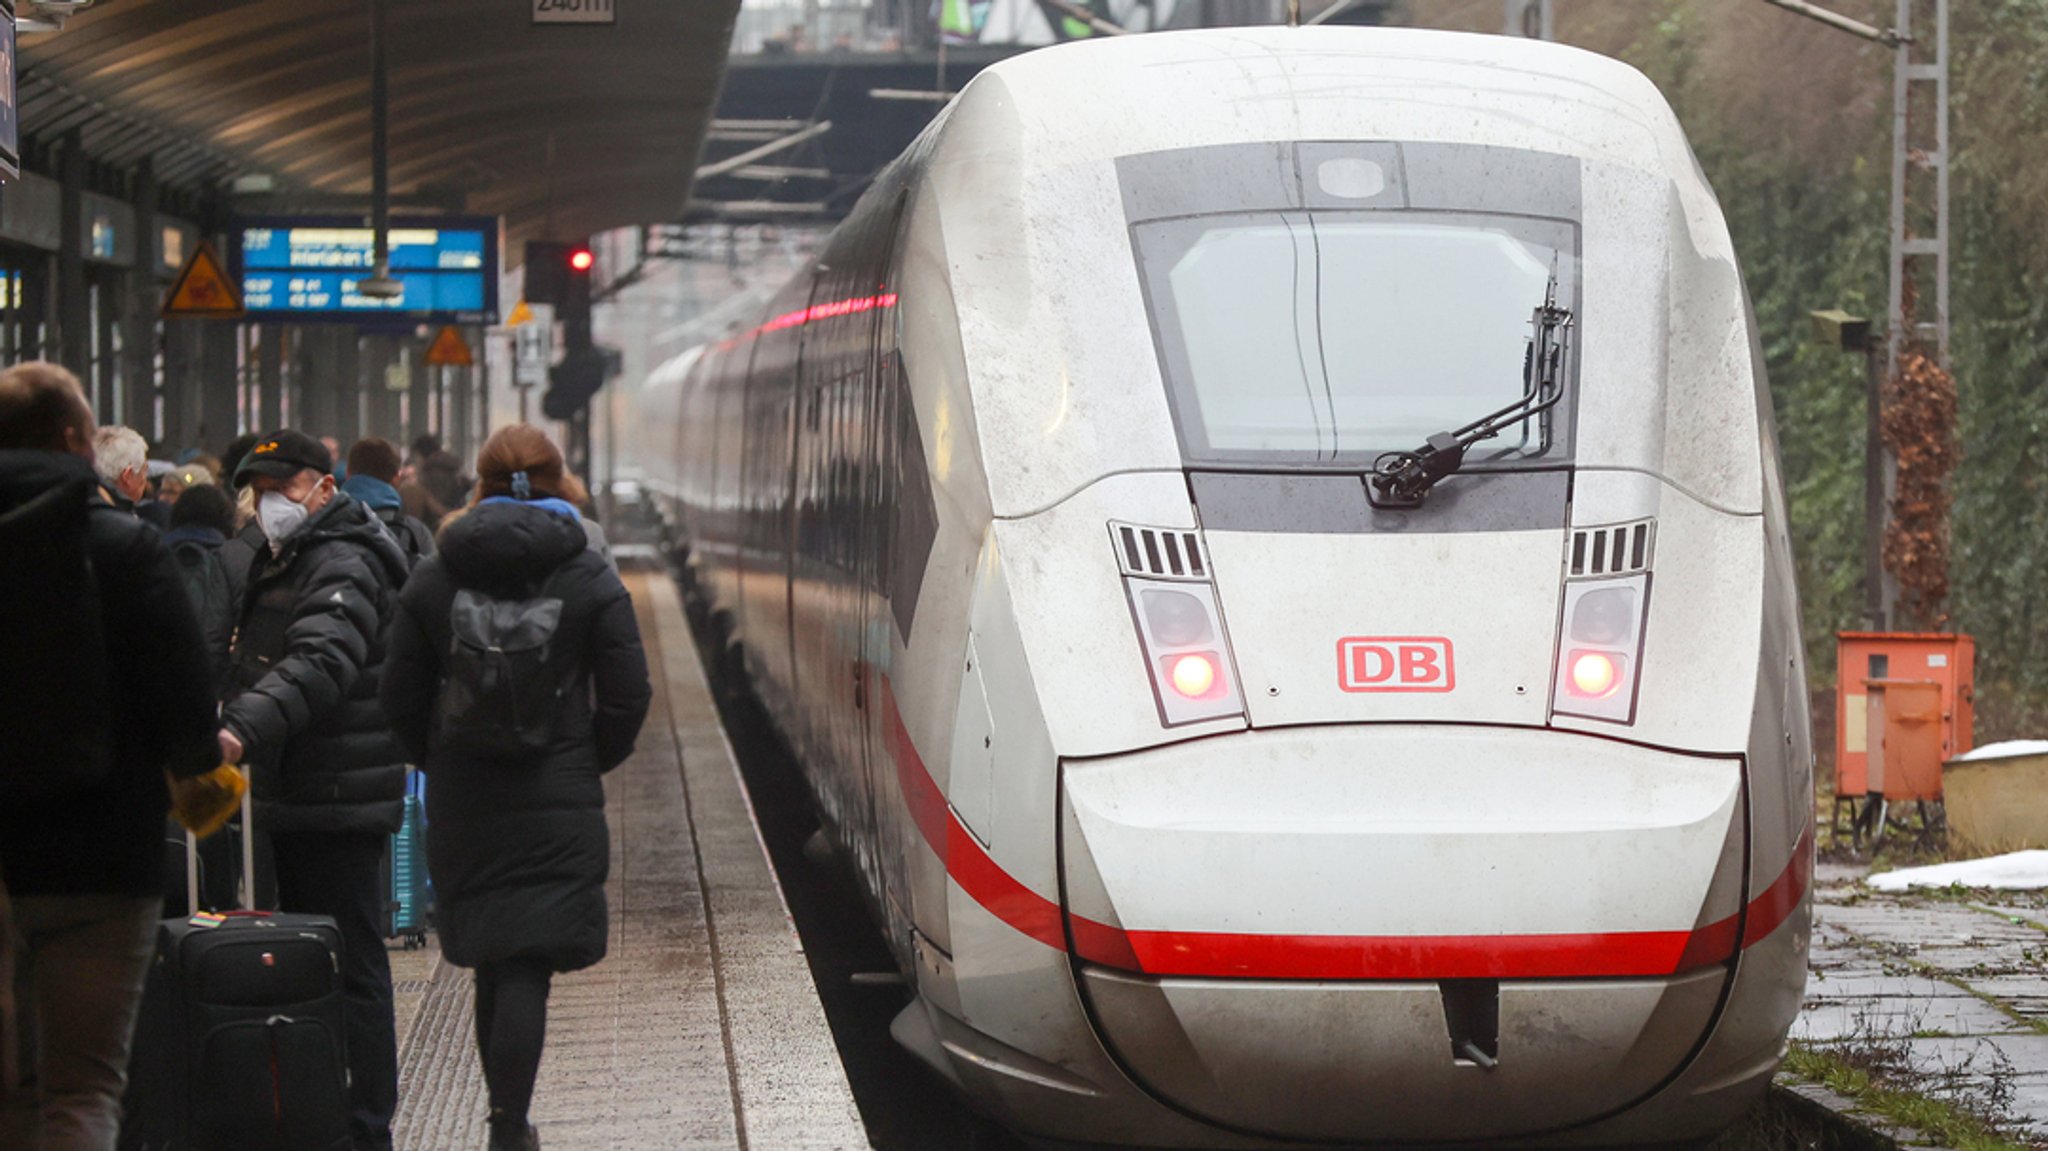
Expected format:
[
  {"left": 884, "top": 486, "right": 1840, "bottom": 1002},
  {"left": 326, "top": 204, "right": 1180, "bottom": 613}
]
[{"left": 17, "top": 0, "right": 743, "bottom": 245}]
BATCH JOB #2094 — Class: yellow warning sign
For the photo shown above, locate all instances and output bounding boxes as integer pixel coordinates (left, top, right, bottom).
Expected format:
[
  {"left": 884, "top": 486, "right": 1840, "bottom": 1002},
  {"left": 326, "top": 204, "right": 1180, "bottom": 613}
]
[
  {"left": 162, "top": 243, "right": 243, "bottom": 319},
  {"left": 505, "top": 299, "right": 535, "bottom": 327},
  {"left": 425, "top": 325, "right": 474, "bottom": 367}
]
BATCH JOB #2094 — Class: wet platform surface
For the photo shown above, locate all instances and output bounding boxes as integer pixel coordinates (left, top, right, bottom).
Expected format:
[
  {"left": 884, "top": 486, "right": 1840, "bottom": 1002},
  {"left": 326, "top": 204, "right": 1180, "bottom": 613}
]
[
  {"left": 391, "top": 570, "right": 866, "bottom": 1150},
  {"left": 1801, "top": 859, "right": 2048, "bottom": 1140}
]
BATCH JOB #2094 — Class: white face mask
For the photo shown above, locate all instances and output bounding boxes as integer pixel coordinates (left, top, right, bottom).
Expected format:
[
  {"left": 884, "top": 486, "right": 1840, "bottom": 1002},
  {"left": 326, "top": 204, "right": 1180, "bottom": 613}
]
[{"left": 257, "top": 489, "right": 312, "bottom": 545}]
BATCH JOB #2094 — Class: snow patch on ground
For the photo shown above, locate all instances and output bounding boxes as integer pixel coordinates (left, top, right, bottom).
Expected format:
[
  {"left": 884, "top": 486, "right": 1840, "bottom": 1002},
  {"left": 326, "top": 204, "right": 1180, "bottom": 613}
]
[
  {"left": 1867, "top": 850, "right": 2048, "bottom": 892},
  {"left": 1954, "top": 739, "right": 2048, "bottom": 763}
]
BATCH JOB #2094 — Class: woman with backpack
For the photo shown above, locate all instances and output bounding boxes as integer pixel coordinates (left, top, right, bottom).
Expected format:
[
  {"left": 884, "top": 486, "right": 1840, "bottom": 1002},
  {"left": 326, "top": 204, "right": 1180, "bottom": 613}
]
[{"left": 379, "top": 425, "right": 652, "bottom": 1151}]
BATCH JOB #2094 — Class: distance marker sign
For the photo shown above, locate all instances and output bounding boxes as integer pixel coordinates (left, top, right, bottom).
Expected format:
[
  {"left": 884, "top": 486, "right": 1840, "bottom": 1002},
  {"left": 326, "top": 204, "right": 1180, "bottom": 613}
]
[{"left": 533, "top": 0, "right": 614, "bottom": 24}]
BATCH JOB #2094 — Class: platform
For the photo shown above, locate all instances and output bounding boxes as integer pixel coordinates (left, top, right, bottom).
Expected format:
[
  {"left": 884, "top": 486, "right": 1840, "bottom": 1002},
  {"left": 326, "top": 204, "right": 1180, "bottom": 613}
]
[{"left": 391, "top": 570, "right": 867, "bottom": 1150}]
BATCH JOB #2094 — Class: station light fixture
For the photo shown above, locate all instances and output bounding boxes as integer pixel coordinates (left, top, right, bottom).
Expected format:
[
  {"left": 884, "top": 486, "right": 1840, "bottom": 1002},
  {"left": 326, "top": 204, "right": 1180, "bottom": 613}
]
[
  {"left": 17, "top": 0, "right": 96, "bottom": 34},
  {"left": 542, "top": 344, "right": 622, "bottom": 421}
]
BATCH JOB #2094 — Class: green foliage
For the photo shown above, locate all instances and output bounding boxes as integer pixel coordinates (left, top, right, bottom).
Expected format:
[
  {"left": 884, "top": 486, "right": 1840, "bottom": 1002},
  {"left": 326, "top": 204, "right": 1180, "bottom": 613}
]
[
  {"left": 1784, "top": 1044, "right": 2030, "bottom": 1151},
  {"left": 1571, "top": 1, "right": 2048, "bottom": 718},
  {"left": 1402, "top": 2, "right": 2048, "bottom": 723},
  {"left": 1947, "top": 0, "right": 2048, "bottom": 727}
]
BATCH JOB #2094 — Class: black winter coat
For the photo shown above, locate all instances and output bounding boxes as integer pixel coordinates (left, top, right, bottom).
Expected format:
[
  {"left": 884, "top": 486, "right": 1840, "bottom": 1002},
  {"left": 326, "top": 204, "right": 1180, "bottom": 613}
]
[
  {"left": 164, "top": 524, "right": 236, "bottom": 696},
  {"left": 381, "top": 501, "right": 650, "bottom": 972},
  {"left": 222, "top": 492, "right": 412, "bottom": 836},
  {"left": 0, "top": 452, "right": 219, "bottom": 896}
]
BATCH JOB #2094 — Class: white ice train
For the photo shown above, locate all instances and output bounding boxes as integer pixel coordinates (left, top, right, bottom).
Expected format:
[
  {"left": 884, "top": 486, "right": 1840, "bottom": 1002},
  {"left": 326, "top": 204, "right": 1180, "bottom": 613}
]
[{"left": 635, "top": 26, "right": 1813, "bottom": 1149}]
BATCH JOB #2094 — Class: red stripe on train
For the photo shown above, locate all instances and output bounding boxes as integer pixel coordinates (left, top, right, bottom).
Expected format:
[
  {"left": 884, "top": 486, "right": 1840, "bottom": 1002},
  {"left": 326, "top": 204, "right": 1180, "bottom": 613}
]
[{"left": 880, "top": 676, "right": 1810, "bottom": 980}]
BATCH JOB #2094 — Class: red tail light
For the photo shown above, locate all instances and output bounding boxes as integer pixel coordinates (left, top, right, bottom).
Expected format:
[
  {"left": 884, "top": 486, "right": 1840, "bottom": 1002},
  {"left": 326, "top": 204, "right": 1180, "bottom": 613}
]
[
  {"left": 1115, "top": 523, "right": 1244, "bottom": 727},
  {"left": 1551, "top": 571, "right": 1649, "bottom": 724},
  {"left": 1167, "top": 652, "right": 1222, "bottom": 699},
  {"left": 1567, "top": 650, "right": 1623, "bottom": 699}
]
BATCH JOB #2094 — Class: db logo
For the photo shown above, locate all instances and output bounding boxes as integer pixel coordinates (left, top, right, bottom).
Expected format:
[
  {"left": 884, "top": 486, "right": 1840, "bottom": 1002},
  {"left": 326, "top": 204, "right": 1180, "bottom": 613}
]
[{"left": 1337, "top": 637, "right": 1456, "bottom": 693}]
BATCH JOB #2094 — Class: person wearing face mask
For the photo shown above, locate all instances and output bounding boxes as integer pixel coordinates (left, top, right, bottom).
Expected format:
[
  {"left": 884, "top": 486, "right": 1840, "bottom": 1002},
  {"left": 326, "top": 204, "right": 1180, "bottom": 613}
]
[{"left": 220, "top": 430, "right": 410, "bottom": 1151}]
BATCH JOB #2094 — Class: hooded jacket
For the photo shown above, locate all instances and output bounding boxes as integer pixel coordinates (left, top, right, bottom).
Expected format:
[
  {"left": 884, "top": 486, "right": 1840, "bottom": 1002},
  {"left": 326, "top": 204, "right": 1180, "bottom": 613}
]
[
  {"left": 340, "top": 472, "right": 435, "bottom": 565},
  {"left": 380, "top": 500, "right": 651, "bottom": 971},
  {"left": 222, "top": 491, "right": 412, "bottom": 836},
  {"left": 0, "top": 451, "right": 219, "bottom": 895}
]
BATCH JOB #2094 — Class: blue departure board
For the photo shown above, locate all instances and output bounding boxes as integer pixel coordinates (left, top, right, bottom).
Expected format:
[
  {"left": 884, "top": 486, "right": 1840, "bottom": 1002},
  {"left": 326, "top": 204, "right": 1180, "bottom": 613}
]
[{"left": 232, "top": 216, "right": 500, "bottom": 324}]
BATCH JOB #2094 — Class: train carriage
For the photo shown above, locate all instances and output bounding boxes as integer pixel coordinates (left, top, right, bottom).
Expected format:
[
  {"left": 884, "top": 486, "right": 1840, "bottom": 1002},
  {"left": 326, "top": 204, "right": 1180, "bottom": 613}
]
[{"left": 637, "top": 25, "right": 1811, "bottom": 1149}]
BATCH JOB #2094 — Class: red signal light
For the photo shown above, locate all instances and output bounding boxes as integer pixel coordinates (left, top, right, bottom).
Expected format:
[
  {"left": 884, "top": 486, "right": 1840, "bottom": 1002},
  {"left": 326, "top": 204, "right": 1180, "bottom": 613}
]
[
  {"left": 1567, "top": 650, "right": 1621, "bottom": 699},
  {"left": 1169, "top": 653, "right": 1220, "bottom": 699},
  {"left": 569, "top": 248, "right": 595, "bottom": 272}
]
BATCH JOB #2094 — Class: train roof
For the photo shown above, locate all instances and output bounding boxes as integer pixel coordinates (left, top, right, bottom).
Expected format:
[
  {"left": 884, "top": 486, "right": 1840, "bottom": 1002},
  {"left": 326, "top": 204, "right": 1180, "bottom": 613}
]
[
  {"left": 946, "top": 26, "right": 1707, "bottom": 193},
  {"left": 880, "top": 26, "right": 1763, "bottom": 522}
]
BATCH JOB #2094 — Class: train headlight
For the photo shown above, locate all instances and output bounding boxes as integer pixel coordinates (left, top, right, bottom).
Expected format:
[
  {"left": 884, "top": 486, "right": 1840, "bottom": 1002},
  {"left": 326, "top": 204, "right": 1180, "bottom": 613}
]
[
  {"left": 1113, "top": 523, "right": 1245, "bottom": 727},
  {"left": 1569, "top": 586, "right": 1636, "bottom": 645},
  {"left": 1141, "top": 589, "right": 1216, "bottom": 646},
  {"left": 1551, "top": 572, "right": 1649, "bottom": 724}
]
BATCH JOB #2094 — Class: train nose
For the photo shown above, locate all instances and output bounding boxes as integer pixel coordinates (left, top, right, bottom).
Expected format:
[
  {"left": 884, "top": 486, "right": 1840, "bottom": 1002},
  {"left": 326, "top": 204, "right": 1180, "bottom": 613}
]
[{"left": 1058, "top": 724, "right": 1745, "bottom": 1143}]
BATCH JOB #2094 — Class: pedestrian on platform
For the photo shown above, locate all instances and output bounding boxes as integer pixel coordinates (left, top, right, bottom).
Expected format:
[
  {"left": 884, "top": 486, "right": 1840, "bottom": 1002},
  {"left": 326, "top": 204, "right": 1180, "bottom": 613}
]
[
  {"left": 381, "top": 425, "right": 652, "bottom": 1151},
  {"left": 92, "top": 426, "right": 168, "bottom": 528},
  {"left": 409, "top": 434, "right": 471, "bottom": 521},
  {"left": 155, "top": 463, "right": 212, "bottom": 506},
  {"left": 218, "top": 429, "right": 410, "bottom": 1151},
  {"left": 541, "top": 470, "right": 614, "bottom": 571},
  {"left": 216, "top": 433, "right": 258, "bottom": 493},
  {"left": 320, "top": 435, "right": 347, "bottom": 481},
  {"left": 0, "top": 363, "right": 219, "bottom": 1151},
  {"left": 341, "top": 437, "right": 435, "bottom": 566},
  {"left": 164, "top": 483, "right": 243, "bottom": 694},
  {"left": 395, "top": 460, "right": 449, "bottom": 532}
]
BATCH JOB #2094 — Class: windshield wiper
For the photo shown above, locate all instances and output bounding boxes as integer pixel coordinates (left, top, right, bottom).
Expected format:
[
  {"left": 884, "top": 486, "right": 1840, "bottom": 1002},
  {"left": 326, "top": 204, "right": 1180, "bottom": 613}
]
[{"left": 1367, "top": 280, "right": 1573, "bottom": 509}]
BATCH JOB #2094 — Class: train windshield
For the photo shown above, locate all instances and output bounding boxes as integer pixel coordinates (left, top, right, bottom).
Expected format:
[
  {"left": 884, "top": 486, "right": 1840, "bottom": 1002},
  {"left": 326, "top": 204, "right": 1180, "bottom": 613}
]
[{"left": 1135, "top": 211, "right": 1578, "bottom": 467}]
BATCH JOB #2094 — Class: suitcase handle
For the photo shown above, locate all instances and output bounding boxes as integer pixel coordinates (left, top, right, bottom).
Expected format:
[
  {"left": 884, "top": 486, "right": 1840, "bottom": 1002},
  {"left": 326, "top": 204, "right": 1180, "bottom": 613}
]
[{"left": 185, "top": 768, "right": 257, "bottom": 917}]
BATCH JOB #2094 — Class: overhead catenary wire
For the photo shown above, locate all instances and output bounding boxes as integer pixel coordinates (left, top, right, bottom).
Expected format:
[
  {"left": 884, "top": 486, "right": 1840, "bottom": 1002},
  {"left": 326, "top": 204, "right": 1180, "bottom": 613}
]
[
  {"left": 1305, "top": 0, "right": 1361, "bottom": 27},
  {"left": 1757, "top": 0, "right": 1906, "bottom": 46}
]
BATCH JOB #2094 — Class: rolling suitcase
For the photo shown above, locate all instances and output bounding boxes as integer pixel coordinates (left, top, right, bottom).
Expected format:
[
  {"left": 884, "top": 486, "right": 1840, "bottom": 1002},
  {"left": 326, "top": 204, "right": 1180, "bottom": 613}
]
[
  {"left": 384, "top": 767, "right": 431, "bottom": 948},
  {"left": 159, "top": 816, "right": 240, "bottom": 917},
  {"left": 121, "top": 779, "right": 352, "bottom": 1151}
]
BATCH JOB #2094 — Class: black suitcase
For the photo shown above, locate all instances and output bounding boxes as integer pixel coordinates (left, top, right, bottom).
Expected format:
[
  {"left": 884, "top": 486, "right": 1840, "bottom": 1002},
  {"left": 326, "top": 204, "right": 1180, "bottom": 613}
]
[
  {"left": 159, "top": 817, "right": 240, "bottom": 917},
  {"left": 161, "top": 815, "right": 278, "bottom": 918},
  {"left": 121, "top": 781, "right": 352, "bottom": 1151}
]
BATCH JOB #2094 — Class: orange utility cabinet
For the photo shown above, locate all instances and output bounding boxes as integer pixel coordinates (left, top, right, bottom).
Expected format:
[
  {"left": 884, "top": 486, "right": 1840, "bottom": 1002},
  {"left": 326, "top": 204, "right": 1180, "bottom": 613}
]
[
  {"left": 1862, "top": 680, "right": 1945, "bottom": 801},
  {"left": 1834, "top": 632, "right": 1975, "bottom": 800}
]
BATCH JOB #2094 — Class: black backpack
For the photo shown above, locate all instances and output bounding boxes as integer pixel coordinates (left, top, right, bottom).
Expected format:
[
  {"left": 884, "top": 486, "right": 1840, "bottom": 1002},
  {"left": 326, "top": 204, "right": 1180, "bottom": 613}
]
[
  {"left": 169, "top": 538, "right": 236, "bottom": 685},
  {"left": 0, "top": 472, "right": 114, "bottom": 799},
  {"left": 372, "top": 505, "right": 434, "bottom": 569},
  {"left": 433, "top": 573, "right": 576, "bottom": 759}
]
